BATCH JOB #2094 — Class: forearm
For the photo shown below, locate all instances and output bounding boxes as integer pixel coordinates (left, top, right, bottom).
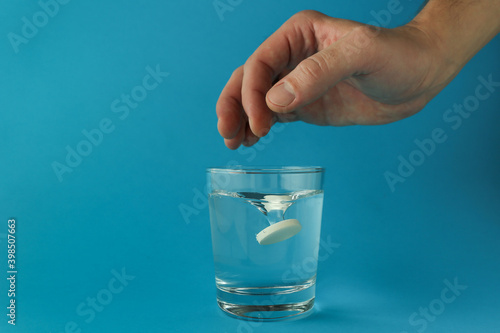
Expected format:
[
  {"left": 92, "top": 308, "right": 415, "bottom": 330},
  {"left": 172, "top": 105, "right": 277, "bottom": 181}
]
[{"left": 409, "top": 0, "right": 500, "bottom": 74}]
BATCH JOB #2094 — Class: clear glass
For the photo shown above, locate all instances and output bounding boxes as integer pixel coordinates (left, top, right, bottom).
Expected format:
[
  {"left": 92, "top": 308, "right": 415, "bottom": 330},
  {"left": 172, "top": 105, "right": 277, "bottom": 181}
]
[{"left": 207, "top": 166, "right": 325, "bottom": 321}]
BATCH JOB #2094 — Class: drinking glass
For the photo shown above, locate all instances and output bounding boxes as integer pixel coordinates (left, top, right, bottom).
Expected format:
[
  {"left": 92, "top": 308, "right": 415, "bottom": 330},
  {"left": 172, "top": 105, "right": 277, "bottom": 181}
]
[{"left": 207, "top": 166, "right": 325, "bottom": 321}]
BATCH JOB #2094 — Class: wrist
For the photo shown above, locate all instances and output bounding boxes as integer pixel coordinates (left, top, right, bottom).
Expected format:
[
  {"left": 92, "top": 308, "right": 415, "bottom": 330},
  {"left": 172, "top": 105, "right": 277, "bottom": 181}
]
[
  {"left": 408, "top": 0, "right": 500, "bottom": 78},
  {"left": 404, "top": 18, "right": 461, "bottom": 92}
]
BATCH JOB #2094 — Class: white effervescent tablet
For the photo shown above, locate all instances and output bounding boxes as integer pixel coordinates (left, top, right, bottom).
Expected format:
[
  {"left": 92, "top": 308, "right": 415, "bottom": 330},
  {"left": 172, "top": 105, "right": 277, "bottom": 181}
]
[{"left": 256, "top": 219, "right": 302, "bottom": 245}]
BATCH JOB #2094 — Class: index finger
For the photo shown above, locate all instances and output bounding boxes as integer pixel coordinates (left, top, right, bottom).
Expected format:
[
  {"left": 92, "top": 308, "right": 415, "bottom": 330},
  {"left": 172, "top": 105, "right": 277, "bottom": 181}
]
[{"left": 241, "top": 10, "right": 326, "bottom": 137}]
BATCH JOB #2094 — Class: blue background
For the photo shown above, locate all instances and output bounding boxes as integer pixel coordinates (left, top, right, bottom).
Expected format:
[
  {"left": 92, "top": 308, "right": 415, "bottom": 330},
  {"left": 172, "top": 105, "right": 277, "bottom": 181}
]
[{"left": 1, "top": 0, "right": 499, "bottom": 332}]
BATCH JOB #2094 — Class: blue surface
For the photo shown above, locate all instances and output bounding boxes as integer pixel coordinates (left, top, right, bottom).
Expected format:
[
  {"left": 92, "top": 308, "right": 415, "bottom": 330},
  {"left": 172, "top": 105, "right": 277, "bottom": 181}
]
[{"left": 0, "top": 0, "right": 499, "bottom": 332}]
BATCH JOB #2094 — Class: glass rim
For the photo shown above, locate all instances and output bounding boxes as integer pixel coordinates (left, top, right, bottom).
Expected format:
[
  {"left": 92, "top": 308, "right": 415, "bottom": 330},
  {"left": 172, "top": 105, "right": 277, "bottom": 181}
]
[{"left": 206, "top": 166, "right": 324, "bottom": 174}]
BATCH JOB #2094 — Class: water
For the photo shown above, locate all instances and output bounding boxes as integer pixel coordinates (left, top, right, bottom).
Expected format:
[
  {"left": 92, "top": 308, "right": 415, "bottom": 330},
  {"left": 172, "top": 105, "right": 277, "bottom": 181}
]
[{"left": 209, "top": 189, "right": 324, "bottom": 320}]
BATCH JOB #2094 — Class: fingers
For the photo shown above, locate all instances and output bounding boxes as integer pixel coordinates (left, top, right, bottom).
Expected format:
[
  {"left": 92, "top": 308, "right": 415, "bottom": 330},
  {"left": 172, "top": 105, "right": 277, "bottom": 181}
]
[
  {"left": 240, "top": 63, "right": 274, "bottom": 138},
  {"left": 242, "top": 122, "right": 260, "bottom": 147},
  {"left": 223, "top": 115, "right": 245, "bottom": 150},
  {"left": 241, "top": 11, "right": 326, "bottom": 138},
  {"left": 217, "top": 67, "right": 245, "bottom": 147},
  {"left": 223, "top": 114, "right": 260, "bottom": 150},
  {"left": 266, "top": 25, "right": 378, "bottom": 113},
  {"left": 215, "top": 64, "right": 264, "bottom": 149}
]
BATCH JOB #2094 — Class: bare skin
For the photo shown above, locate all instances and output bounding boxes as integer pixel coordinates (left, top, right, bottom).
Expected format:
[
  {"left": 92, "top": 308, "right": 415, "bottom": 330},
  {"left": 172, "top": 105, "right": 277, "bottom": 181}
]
[{"left": 216, "top": 0, "right": 500, "bottom": 149}]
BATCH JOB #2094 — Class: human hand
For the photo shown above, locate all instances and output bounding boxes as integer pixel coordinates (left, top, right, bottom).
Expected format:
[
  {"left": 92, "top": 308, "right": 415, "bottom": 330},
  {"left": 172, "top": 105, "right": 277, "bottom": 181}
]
[
  {"left": 216, "top": 10, "right": 452, "bottom": 149},
  {"left": 216, "top": 4, "right": 500, "bottom": 149}
]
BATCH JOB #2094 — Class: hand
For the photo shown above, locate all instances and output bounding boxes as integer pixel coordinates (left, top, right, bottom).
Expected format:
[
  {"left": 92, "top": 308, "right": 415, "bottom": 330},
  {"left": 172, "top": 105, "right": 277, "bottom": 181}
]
[
  {"left": 216, "top": 2, "right": 500, "bottom": 149},
  {"left": 216, "top": 10, "right": 452, "bottom": 149}
]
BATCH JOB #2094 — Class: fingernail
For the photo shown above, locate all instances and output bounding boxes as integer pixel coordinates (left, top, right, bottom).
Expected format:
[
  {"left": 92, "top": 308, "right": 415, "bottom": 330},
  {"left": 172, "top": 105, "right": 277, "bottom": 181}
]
[{"left": 268, "top": 82, "right": 295, "bottom": 107}]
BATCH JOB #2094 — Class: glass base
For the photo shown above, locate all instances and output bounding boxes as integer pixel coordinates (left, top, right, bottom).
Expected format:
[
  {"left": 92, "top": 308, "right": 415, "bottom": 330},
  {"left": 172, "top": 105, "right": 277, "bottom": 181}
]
[{"left": 215, "top": 278, "right": 316, "bottom": 321}]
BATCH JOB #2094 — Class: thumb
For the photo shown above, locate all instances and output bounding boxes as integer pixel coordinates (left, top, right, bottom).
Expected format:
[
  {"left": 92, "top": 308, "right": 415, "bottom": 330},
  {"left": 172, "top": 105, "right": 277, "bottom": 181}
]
[{"left": 266, "top": 26, "right": 375, "bottom": 112}]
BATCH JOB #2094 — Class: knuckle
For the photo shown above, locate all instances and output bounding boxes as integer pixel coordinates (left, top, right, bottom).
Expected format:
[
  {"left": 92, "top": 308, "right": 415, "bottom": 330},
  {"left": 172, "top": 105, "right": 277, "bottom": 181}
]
[
  {"left": 291, "top": 10, "right": 323, "bottom": 23},
  {"left": 231, "top": 66, "right": 243, "bottom": 78}
]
